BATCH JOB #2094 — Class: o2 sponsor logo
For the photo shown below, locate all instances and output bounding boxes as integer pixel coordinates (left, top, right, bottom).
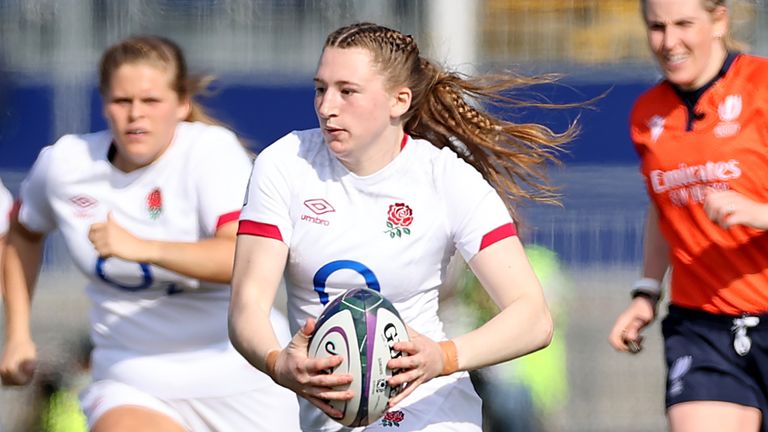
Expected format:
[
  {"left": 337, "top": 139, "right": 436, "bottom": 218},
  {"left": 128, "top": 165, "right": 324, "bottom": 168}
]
[
  {"left": 95, "top": 257, "right": 182, "bottom": 295},
  {"left": 313, "top": 260, "right": 380, "bottom": 305}
]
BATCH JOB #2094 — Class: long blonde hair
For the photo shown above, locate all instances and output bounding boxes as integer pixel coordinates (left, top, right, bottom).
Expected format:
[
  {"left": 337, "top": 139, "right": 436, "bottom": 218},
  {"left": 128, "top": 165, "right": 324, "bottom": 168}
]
[
  {"left": 324, "top": 23, "right": 579, "bottom": 212},
  {"left": 99, "top": 35, "right": 221, "bottom": 126}
]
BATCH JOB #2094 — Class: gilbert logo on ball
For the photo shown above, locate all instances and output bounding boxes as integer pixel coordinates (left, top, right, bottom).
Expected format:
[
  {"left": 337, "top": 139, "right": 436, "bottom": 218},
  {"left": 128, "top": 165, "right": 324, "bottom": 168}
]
[{"left": 308, "top": 287, "right": 409, "bottom": 427}]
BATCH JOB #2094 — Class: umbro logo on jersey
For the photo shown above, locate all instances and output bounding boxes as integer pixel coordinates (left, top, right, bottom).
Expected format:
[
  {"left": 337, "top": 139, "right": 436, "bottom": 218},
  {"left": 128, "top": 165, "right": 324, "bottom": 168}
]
[
  {"left": 70, "top": 195, "right": 97, "bottom": 208},
  {"left": 715, "top": 94, "right": 742, "bottom": 138},
  {"left": 69, "top": 194, "right": 98, "bottom": 217},
  {"left": 301, "top": 214, "right": 330, "bottom": 226},
  {"left": 301, "top": 198, "right": 334, "bottom": 226},
  {"left": 304, "top": 198, "right": 335, "bottom": 215}
]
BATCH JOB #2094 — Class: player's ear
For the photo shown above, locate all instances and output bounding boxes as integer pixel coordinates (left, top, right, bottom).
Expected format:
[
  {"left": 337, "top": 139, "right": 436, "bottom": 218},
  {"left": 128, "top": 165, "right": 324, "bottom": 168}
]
[
  {"left": 711, "top": 5, "right": 728, "bottom": 40},
  {"left": 177, "top": 96, "right": 192, "bottom": 121},
  {"left": 390, "top": 86, "right": 412, "bottom": 119}
]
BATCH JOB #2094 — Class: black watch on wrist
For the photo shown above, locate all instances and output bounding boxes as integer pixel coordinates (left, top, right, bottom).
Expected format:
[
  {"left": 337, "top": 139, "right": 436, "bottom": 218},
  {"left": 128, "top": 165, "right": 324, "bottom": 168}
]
[{"left": 630, "top": 288, "right": 660, "bottom": 302}]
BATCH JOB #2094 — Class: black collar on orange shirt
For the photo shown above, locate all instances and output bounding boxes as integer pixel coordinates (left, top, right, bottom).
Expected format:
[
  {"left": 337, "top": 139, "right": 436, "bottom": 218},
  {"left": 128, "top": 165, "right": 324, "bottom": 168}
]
[{"left": 672, "top": 51, "right": 740, "bottom": 132}]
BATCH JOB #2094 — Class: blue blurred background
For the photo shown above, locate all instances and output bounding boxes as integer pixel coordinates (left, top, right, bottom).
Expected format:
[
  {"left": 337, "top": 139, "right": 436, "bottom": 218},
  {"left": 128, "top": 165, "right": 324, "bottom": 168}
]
[{"left": 0, "top": 79, "right": 650, "bottom": 168}]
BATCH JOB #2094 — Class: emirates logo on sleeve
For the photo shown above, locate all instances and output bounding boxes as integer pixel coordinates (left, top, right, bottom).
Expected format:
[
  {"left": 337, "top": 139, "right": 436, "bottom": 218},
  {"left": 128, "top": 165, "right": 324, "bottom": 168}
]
[
  {"left": 147, "top": 188, "right": 162, "bottom": 220},
  {"left": 384, "top": 202, "right": 413, "bottom": 238}
]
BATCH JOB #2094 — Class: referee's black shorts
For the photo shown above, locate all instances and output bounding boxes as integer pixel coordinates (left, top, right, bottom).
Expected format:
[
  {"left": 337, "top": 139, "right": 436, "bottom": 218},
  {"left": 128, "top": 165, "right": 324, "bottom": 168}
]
[{"left": 662, "top": 304, "right": 768, "bottom": 430}]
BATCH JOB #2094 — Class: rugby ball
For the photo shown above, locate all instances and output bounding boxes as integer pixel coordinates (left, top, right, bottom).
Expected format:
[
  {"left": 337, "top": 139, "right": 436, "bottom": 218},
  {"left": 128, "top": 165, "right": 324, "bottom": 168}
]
[{"left": 307, "top": 287, "right": 409, "bottom": 427}]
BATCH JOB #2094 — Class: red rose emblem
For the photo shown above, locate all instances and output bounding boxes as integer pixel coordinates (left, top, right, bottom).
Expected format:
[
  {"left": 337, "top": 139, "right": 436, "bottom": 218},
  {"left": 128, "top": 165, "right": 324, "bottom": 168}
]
[
  {"left": 387, "top": 203, "right": 413, "bottom": 227},
  {"left": 384, "top": 203, "right": 413, "bottom": 238},
  {"left": 383, "top": 410, "right": 405, "bottom": 423},
  {"left": 147, "top": 188, "right": 162, "bottom": 219},
  {"left": 147, "top": 188, "right": 162, "bottom": 208}
]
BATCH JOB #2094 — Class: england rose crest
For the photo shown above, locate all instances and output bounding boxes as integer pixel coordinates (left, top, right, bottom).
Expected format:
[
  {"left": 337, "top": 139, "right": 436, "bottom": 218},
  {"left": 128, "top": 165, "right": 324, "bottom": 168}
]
[
  {"left": 147, "top": 188, "right": 162, "bottom": 220},
  {"left": 381, "top": 410, "right": 405, "bottom": 427},
  {"left": 384, "top": 202, "right": 412, "bottom": 238}
]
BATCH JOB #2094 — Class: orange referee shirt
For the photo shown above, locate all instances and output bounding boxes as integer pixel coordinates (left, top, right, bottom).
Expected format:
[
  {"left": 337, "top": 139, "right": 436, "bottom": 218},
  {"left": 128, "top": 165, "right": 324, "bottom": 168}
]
[{"left": 631, "top": 53, "right": 768, "bottom": 315}]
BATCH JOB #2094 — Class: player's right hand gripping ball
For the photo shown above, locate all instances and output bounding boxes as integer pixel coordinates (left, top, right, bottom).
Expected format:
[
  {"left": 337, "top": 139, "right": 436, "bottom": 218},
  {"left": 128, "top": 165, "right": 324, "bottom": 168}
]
[{"left": 308, "top": 287, "right": 409, "bottom": 427}]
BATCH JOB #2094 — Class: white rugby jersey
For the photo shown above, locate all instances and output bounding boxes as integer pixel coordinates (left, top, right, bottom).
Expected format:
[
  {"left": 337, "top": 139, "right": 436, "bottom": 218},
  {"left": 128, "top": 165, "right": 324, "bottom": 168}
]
[
  {"left": 19, "top": 121, "right": 280, "bottom": 398},
  {"left": 240, "top": 129, "right": 516, "bottom": 429},
  {"left": 0, "top": 178, "right": 12, "bottom": 236}
]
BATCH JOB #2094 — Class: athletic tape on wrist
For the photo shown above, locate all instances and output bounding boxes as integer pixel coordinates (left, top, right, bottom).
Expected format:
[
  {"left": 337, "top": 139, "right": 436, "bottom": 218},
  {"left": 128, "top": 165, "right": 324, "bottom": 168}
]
[
  {"left": 438, "top": 340, "right": 458, "bottom": 376},
  {"left": 265, "top": 349, "right": 281, "bottom": 380}
]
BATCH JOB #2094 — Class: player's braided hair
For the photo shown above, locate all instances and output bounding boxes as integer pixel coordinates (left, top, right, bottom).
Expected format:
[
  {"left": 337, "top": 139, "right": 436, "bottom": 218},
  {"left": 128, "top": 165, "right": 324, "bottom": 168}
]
[
  {"left": 325, "top": 23, "right": 579, "bottom": 211},
  {"left": 99, "top": 35, "right": 220, "bottom": 126}
]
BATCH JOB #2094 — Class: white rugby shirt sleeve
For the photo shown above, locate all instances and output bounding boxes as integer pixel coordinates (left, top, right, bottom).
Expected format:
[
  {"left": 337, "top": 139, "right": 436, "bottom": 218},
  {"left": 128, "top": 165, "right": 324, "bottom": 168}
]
[
  {"left": 192, "top": 126, "right": 255, "bottom": 236},
  {"left": 238, "top": 133, "right": 296, "bottom": 244},
  {"left": 18, "top": 145, "right": 57, "bottom": 234},
  {"left": 440, "top": 148, "right": 516, "bottom": 262},
  {"left": 0, "top": 178, "right": 13, "bottom": 236}
]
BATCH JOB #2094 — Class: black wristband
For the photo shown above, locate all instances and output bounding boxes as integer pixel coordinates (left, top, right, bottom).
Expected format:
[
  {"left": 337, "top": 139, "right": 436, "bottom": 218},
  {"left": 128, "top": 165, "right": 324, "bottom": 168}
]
[{"left": 630, "top": 288, "right": 660, "bottom": 302}]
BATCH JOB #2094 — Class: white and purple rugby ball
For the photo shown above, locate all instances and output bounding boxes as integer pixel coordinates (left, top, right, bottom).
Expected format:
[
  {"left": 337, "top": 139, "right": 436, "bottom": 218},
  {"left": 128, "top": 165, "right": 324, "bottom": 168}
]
[{"left": 308, "top": 287, "right": 409, "bottom": 427}]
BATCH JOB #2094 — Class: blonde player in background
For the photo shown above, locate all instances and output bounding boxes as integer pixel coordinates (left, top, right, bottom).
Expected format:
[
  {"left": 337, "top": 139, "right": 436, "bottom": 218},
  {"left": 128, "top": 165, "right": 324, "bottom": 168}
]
[
  {"left": 0, "top": 35, "right": 299, "bottom": 432},
  {"left": 609, "top": 1, "right": 768, "bottom": 431},
  {"left": 229, "top": 22, "right": 579, "bottom": 431}
]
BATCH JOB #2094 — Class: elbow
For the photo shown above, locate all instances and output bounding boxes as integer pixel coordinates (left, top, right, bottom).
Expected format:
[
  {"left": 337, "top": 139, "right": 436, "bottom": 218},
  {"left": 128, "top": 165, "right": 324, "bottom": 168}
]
[
  {"left": 211, "top": 272, "right": 233, "bottom": 284},
  {"left": 534, "top": 308, "right": 554, "bottom": 352},
  {"left": 227, "top": 313, "right": 245, "bottom": 356}
]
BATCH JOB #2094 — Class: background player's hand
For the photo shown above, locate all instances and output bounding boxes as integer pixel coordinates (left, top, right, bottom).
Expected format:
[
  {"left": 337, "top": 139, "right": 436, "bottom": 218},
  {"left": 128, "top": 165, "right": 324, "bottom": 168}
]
[
  {"left": 608, "top": 296, "right": 656, "bottom": 354},
  {"left": 0, "top": 337, "right": 38, "bottom": 386},
  {"left": 704, "top": 190, "right": 768, "bottom": 230},
  {"left": 273, "top": 319, "right": 353, "bottom": 419},
  {"left": 386, "top": 326, "right": 444, "bottom": 407},
  {"left": 88, "top": 212, "right": 151, "bottom": 262}
]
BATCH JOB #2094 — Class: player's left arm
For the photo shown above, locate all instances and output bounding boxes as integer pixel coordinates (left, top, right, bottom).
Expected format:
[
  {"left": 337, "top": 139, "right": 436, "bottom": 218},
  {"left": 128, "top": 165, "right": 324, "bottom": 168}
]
[
  {"left": 88, "top": 212, "right": 237, "bottom": 283},
  {"left": 454, "top": 235, "right": 553, "bottom": 367},
  {"left": 396, "top": 236, "right": 554, "bottom": 372},
  {"left": 388, "top": 235, "right": 551, "bottom": 406}
]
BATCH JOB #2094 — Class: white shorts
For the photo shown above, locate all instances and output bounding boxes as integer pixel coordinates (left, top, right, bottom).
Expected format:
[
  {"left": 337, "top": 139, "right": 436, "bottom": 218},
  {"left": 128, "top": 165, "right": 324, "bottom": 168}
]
[
  {"left": 363, "top": 373, "right": 482, "bottom": 432},
  {"left": 80, "top": 379, "right": 301, "bottom": 431},
  {"left": 301, "top": 372, "right": 482, "bottom": 432}
]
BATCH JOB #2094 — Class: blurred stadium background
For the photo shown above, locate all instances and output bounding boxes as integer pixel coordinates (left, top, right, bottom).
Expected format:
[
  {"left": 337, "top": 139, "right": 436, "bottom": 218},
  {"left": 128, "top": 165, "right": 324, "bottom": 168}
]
[{"left": 1, "top": 1, "right": 767, "bottom": 431}]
